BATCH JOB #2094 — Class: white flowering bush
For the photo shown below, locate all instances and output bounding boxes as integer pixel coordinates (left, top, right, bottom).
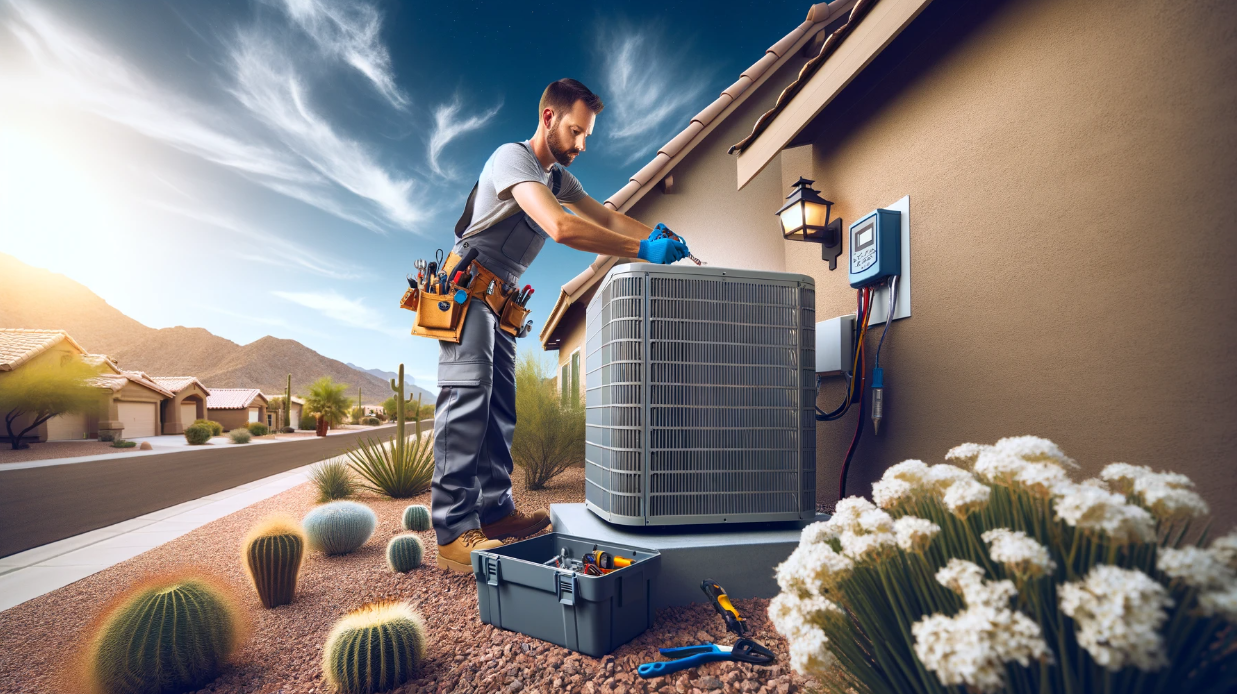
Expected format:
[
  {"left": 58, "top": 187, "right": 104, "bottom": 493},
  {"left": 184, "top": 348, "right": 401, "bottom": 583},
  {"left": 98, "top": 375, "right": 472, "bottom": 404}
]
[{"left": 771, "top": 436, "right": 1237, "bottom": 694}]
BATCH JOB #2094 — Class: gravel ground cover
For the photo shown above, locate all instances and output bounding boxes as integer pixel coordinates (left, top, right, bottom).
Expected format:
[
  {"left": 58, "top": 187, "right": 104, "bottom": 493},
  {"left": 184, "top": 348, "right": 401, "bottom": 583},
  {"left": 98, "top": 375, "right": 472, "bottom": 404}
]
[
  {"left": 0, "top": 440, "right": 140, "bottom": 464},
  {"left": 0, "top": 465, "right": 817, "bottom": 694}
]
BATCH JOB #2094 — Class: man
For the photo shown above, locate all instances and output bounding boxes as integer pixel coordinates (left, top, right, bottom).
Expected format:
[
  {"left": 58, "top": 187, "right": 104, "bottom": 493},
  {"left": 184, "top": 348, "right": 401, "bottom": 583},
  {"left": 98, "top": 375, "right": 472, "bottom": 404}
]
[{"left": 432, "top": 78, "right": 690, "bottom": 571}]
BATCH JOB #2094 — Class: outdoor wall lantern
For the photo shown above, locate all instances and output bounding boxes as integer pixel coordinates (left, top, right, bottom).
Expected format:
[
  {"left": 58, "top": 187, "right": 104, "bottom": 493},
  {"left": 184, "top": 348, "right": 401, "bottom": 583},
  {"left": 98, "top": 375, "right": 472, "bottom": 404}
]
[{"left": 776, "top": 177, "right": 843, "bottom": 270}]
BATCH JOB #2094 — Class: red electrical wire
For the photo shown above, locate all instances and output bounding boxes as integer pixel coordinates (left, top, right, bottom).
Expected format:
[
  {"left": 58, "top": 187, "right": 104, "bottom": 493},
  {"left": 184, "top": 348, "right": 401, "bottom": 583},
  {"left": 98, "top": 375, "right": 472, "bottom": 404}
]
[{"left": 838, "top": 287, "right": 870, "bottom": 500}]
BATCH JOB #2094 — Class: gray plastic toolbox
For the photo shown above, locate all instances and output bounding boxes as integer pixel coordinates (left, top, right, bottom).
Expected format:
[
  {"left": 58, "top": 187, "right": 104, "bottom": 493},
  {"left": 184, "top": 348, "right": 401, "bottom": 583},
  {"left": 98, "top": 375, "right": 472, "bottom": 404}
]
[{"left": 471, "top": 533, "right": 661, "bottom": 657}]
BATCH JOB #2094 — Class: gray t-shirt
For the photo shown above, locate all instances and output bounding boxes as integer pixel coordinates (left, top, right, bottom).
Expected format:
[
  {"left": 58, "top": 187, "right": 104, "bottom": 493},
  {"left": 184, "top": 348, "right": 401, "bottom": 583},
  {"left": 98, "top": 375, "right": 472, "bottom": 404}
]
[{"left": 460, "top": 141, "right": 588, "bottom": 238}]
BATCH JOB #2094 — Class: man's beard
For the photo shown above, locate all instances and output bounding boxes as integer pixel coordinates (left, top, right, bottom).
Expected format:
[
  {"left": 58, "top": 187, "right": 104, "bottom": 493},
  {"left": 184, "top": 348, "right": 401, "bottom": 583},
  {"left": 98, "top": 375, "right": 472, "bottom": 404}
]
[{"left": 546, "top": 120, "right": 580, "bottom": 166}]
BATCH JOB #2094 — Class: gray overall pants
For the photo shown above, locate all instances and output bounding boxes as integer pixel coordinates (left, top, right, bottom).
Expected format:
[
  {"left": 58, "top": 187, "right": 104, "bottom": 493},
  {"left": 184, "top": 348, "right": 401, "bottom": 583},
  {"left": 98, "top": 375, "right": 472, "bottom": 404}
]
[{"left": 431, "top": 152, "right": 560, "bottom": 545}]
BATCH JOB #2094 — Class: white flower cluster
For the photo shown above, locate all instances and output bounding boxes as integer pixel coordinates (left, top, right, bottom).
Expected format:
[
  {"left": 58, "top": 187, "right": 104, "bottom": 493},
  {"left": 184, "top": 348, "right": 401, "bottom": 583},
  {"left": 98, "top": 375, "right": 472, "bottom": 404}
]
[
  {"left": 768, "top": 592, "right": 843, "bottom": 677},
  {"left": 982, "top": 528, "right": 1056, "bottom": 578},
  {"left": 870, "top": 459, "right": 990, "bottom": 517},
  {"left": 1051, "top": 481, "right": 1156, "bottom": 544},
  {"left": 1210, "top": 529, "right": 1237, "bottom": 570},
  {"left": 1157, "top": 543, "right": 1237, "bottom": 622},
  {"left": 964, "top": 437, "right": 1077, "bottom": 496},
  {"left": 894, "top": 516, "right": 940, "bottom": 553},
  {"left": 1058, "top": 565, "right": 1173, "bottom": 671},
  {"left": 828, "top": 497, "right": 899, "bottom": 561},
  {"left": 911, "top": 559, "right": 1052, "bottom": 692},
  {"left": 1101, "top": 463, "right": 1210, "bottom": 521}
]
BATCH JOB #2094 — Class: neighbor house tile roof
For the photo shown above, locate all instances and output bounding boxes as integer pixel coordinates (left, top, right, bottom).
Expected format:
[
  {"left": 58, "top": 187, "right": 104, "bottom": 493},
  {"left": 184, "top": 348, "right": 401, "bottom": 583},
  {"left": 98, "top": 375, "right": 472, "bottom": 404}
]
[
  {"left": 0, "top": 328, "right": 87, "bottom": 371},
  {"left": 81, "top": 353, "right": 122, "bottom": 374},
  {"left": 729, "top": 0, "right": 877, "bottom": 153},
  {"left": 539, "top": 1, "right": 857, "bottom": 349},
  {"left": 150, "top": 376, "right": 211, "bottom": 395},
  {"left": 206, "top": 388, "right": 267, "bottom": 409},
  {"left": 90, "top": 371, "right": 176, "bottom": 398}
]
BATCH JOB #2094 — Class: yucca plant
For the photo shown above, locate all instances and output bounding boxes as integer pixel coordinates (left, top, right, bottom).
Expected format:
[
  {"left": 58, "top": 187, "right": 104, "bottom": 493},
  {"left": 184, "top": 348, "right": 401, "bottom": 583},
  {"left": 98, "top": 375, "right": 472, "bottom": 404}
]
[
  {"left": 772, "top": 436, "right": 1236, "bottom": 694},
  {"left": 344, "top": 433, "right": 433, "bottom": 499},
  {"left": 309, "top": 458, "right": 355, "bottom": 503}
]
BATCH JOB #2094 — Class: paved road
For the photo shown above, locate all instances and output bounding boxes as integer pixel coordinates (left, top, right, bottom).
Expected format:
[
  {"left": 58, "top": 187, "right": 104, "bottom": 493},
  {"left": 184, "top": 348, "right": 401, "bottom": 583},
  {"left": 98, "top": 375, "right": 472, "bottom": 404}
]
[{"left": 0, "top": 424, "right": 427, "bottom": 558}]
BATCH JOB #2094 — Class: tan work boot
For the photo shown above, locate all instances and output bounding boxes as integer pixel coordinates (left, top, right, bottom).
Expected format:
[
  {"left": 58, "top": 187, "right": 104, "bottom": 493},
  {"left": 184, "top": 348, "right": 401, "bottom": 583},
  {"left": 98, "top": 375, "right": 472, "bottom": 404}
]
[
  {"left": 436, "top": 529, "right": 502, "bottom": 573},
  {"left": 481, "top": 508, "right": 551, "bottom": 541}
]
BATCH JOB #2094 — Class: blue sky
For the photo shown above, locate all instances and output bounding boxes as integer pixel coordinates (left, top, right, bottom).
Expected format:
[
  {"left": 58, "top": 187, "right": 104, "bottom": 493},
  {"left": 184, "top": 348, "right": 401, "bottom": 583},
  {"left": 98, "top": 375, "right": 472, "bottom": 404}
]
[{"left": 0, "top": 0, "right": 809, "bottom": 389}]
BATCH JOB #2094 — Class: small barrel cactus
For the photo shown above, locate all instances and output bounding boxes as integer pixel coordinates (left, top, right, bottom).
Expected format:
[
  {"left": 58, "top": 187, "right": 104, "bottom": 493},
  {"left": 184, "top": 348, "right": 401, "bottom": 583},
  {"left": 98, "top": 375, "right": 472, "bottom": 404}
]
[
  {"left": 386, "top": 533, "right": 424, "bottom": 573},
  {"left": 402, "top": 504, "right": 431, "bottom": 532},
  {"left": 85, "top": 575, "right": 242, "bottom": 694},
  {"left": 242, "top": 515, "right": 304, "bottom": 608},
  {"left": 323, "top": 601, "right": 427, "bottom": 694},
  {"left": 302, "top": 501, "right": 376, "bottom": 555}
]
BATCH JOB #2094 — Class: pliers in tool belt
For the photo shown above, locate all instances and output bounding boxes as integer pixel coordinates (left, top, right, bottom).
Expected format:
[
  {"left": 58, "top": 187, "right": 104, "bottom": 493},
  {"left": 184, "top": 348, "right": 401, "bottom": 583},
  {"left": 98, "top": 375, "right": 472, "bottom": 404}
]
[{"left": 637, "top": 639, "right": 775, "bottom": 679}]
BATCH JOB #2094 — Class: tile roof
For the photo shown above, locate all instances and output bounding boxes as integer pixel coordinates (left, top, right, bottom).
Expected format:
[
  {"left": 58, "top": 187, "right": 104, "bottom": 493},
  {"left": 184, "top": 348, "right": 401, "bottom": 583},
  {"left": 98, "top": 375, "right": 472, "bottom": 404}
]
[
  {"left": 0, "top": 329, "right": 87, "bottom": 371},
  {"left": 539, "top": 2, "right": 856, "bottom": 349},
  {"left": 90, "top": 370, "right": 176, "bottom": 398},
  {"left": 729, "top": 0, "right": 876, "bottom": 154},
  {"left": 206, "top": 388, "right": 267, "bottom": 409},
  {"left": 150, "top": 376, "right": 211, "bottom": 395},
  {"left": 81, "top": 353, "right": 122, "bottom": 374}
]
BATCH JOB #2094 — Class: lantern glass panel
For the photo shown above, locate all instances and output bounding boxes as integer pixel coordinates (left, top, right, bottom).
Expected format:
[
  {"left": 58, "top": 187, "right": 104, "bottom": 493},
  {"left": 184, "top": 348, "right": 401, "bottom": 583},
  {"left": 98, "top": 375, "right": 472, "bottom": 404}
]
[
  {"left": 779, "top": 202, "right": 805, "bottom": 237},
  {"left": 804, "top": 200, "right": 831, "bottom": 228}
]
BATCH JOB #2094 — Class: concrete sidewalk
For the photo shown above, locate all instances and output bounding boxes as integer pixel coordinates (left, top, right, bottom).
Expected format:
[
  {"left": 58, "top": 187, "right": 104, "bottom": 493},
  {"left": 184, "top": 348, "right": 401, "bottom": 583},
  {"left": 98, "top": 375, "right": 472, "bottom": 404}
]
[{"left": 0, "top": 462, "right": 317, "bottom": 612}]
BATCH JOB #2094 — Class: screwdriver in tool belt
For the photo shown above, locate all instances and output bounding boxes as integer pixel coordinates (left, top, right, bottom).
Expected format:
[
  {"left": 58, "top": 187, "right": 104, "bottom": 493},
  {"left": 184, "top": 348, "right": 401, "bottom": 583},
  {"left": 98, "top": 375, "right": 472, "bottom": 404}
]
[{"left": 518, "top": 285, "right": 534, "bottom": 306}]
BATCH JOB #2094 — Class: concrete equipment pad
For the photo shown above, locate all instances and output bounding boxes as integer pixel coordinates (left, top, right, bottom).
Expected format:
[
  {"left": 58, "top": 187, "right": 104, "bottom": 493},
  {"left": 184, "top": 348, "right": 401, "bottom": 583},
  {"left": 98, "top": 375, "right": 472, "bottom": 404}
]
[{"left": 549, "top": 503, "right": 829, "bottom": 608}]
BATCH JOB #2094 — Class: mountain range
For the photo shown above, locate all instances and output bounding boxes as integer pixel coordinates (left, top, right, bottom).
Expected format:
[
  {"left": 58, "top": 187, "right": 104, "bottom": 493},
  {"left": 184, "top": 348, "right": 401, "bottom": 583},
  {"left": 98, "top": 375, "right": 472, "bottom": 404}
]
[{"left": 0, "top": 253, "right": 434, "bottom": 404}]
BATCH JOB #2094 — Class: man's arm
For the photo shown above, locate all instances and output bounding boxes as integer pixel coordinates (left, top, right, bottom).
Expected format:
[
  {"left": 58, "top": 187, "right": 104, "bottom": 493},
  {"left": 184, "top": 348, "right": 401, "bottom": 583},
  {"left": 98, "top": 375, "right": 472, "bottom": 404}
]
[
  {"left": 510, "top": 181, "right": 641, "bottom": 257},
  {"left": 565, "top": 195, "right": 652, "bottom": 245}
]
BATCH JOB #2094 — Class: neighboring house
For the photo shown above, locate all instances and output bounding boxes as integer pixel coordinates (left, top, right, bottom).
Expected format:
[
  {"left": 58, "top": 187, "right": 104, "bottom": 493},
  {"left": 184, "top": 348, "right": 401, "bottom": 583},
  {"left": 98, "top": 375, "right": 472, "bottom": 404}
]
[
  {"left": 266, "top": 395, "right": 304, "bottom": 429},
  {"left": 539, "top": 0, "right": 856, "bottom": 402},
  {"left": 0, "top": 329, "right": 175, "bottom": 441},
  {"left": 205, "top": 388, "right": 269, "bottom": 431},
  {"left": 540, "top": 0, "right": 1237, "bottom": 528},
  {"left": 149, "top": 377, "right": 211, "bottom": 435}
]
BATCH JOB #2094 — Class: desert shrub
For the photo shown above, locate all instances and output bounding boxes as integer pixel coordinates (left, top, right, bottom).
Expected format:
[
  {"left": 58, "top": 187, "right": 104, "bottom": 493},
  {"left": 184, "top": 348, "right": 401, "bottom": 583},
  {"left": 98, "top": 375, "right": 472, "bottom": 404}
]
[
  {"left": 346, "top": 433, "right": 433, "bottom": 498},
  {"left": 350, "top": 406, "right": 364, "bottom": 425},
  {"left": 298, "top": 413, "right": 317, "bottom": 431},
  {"left": 386, "top": 534, "right": 424, "bottom": 573},
  {"left": 83, "top": 573, "right": 243, "bottom": 694},
  {"left": 280, "top": 426, "right": 294, "bottom": 434},
  {"left": 309, "top": 458, "right": 355, "bottom": 503},
  {"left": 512, "top": 352, "right": 584, "bottom": 490},
  {"left": 771, "top": 436, "right": 1236, "bottom": 694},
  {"left": 402, "top": 504, "right": 431, "bottom": 532},
  {"left": 302, "top": 501, "right": 376, "bottom": 555},
  {"left": 242, "top": 515, "right": 304, "bottom": 609},
  {"left": 0, "top": 357, "right": 100, "bottom": 450},
  {"left": 191, "top": 420, "right": 223, "bottom": 435},
  {"left": 229, "top": 428, "right": 252, "bottom": 444},
  {"left": 361, "top": 416, "right": 380, "bottom": 426},
  {"left": 184, "top": 424, "right": 212, "bottom": 445},
  {"left": 111, "top": 439, "right": 137, "bottom": 448},
  {"left": 246, "top": 422, "right": 269, "bottom": 437},
  {"left": 323, "top": 601, "right": 426, "bottom": 693}
]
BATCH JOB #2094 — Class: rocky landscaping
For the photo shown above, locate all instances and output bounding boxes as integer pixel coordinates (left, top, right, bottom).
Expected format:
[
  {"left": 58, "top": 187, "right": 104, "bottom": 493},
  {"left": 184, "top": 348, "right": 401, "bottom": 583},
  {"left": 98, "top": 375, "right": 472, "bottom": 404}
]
[{"left": 0, "top": 465, "right": 817, "bottom": 694}]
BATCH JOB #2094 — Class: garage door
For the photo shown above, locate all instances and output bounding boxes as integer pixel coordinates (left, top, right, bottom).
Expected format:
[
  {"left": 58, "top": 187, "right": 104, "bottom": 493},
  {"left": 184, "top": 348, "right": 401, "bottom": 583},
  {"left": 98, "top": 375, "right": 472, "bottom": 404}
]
[
  {"left": 181, "top": 402, "right": 197, "bottom": 427},
  {"left": 117, "top": 402, "right": 157, "bottom": 438},
  {"left": 248, "top": 407, "right": 260, "bottom": 423},
  {"left": 46, "top": 411, "right": 88, "bottom": 441}
]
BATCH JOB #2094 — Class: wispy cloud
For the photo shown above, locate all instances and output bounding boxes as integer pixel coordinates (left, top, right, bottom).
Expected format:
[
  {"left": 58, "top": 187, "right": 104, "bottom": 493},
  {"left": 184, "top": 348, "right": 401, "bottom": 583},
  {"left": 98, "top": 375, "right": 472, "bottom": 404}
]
[
  {"left": 269, "top": 0, "right": 407, "bottom": 109},
  {"left": 150, "top": 201, "right": 364, "bottom": 280},
  {"left": 199, "top": 304, "right": 331, "bottom": 339},
  {"left": 1, "top": 0, "right": 418, "bottom": 233},
  {"left": 595, "top": 20, "right": 712, "bottom": 164},
  {"left": 272, "top": 290, "right": 404, "bottom": 336},
  {"left": 428, "top": 95, "right": 502, "bottom": 178}
]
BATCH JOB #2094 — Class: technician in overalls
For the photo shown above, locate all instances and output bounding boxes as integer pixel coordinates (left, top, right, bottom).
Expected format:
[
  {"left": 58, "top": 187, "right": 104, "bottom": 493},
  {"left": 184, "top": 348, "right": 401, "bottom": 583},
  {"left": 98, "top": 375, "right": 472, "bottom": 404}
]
[{"left": 433, "top": 78, "right": 690, "bottom": 571}]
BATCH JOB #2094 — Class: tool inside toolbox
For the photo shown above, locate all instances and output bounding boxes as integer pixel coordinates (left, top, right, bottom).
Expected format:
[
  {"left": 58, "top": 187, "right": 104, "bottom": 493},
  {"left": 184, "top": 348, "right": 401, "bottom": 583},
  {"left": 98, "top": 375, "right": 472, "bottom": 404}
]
[{"left": 545, "top": 545, "right": 634, "bottom": 576}]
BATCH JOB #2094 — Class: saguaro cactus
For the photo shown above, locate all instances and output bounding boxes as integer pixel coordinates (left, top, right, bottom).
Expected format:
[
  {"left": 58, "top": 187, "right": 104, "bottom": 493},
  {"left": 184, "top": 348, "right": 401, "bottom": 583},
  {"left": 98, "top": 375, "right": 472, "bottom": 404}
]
[
  {"left": 322, "top": 601, "right": 427, "bottom": 694},
  {"left": 285, "top": 373, "right": 292, "bottom": 429},
  {"left": 389, "top": 364, "right": 423, "bottom": 461},
  {"left": 242, "top": 515, "right": 304, "bottom": 608},
  {"left": 86, "top": 575, "right": 242, "bottom": 694}
]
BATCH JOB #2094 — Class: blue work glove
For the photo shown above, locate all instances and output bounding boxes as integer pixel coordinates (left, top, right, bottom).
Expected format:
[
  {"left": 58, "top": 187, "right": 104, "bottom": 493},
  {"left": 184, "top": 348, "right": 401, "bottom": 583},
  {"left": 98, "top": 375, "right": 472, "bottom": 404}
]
[
  {"left": 638, "top": 237, "right": 689, "bottom": 264},
  {"left": 648, "top": 223, "right": 687, "bottom": 245}
]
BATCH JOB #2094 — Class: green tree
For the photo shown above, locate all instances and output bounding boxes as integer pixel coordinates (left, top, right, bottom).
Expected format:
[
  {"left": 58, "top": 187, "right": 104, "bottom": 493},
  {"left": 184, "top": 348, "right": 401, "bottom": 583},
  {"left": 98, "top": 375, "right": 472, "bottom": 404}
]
[
  {"left": 511, "top": 351, "right": 584, "bottom": 490},
  {"left": 305, "top": 377, "right": 352, "bottom": 428},
  {"left": 382, "top": 396, "right": 398, "bottom": 421},
  {"left": 0, "top": 358, "right": 101, "bottom": 450}
]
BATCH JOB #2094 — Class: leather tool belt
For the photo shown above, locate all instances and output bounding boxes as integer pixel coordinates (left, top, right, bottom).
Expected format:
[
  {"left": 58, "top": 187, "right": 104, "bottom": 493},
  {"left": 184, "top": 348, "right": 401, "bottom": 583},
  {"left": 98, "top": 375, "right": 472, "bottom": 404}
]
[{"left": 400, "top": 252, "right": 531, "bottom": 343}]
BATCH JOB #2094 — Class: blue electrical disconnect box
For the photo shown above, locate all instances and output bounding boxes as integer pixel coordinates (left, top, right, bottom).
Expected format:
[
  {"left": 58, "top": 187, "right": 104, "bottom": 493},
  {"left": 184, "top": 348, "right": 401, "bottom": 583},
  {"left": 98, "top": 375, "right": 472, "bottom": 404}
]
[{"left": 848, "top": 209, "right": 901, "bottom": 288}]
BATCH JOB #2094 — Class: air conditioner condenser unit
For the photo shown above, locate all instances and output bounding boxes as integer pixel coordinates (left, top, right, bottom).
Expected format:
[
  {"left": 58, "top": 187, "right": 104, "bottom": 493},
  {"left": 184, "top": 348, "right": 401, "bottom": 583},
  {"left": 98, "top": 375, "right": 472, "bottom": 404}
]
[{"left": 584, "top": 263, "right": 817, "bottom": 526}]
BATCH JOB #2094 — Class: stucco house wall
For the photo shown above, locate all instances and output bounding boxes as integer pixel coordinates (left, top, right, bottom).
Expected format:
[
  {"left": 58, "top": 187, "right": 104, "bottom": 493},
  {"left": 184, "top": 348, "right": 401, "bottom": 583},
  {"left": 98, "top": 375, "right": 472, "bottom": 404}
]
[
  {"left": 159, "top": 383, "right": 209, "bottom": 435},
  {"left": 770, "top": 0, "right": 1237, "bottom": 528}
]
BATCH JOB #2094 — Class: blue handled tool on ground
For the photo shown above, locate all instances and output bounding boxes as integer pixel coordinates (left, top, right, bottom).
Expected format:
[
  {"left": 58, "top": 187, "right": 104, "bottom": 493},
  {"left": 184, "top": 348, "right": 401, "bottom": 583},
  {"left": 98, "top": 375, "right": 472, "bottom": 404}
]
[{"left": 637, "top": 578, "right": 774, "bottom": 679}]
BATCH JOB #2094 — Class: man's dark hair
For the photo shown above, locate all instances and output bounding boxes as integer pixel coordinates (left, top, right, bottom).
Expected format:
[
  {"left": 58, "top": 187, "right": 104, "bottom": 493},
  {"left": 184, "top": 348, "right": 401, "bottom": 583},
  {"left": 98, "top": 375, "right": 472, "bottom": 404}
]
[{"left": 539, "top": 79, "right": 604, "bottom": 119}]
